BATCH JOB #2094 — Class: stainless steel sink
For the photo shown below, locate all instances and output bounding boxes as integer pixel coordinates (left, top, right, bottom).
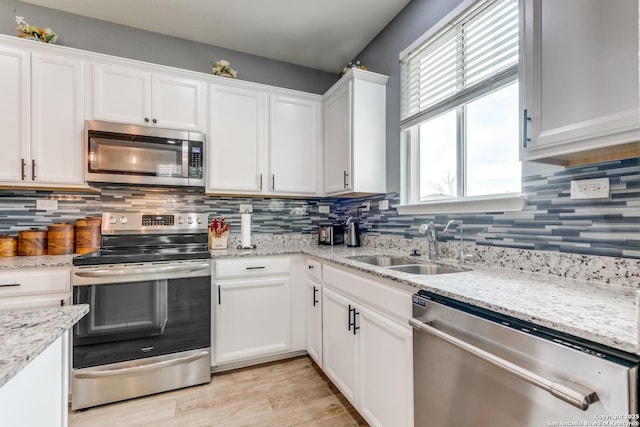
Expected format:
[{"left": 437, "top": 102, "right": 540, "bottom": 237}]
[
  {"left": 386, "top": 264, "right": 467, "bottom": 275},
  {"left": 348, "top": 255, "right": 419, "bottom": 267}
]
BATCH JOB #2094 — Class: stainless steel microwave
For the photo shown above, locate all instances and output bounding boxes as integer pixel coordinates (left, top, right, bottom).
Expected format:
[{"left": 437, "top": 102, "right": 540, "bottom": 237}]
[{"left": 85, "top": 120, "right": 205, "bottom": 187}]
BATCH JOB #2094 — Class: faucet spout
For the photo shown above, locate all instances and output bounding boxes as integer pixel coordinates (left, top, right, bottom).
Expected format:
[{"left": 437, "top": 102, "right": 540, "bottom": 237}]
[
  {"left": 444, "top": 220, "right": 469, "bottom": 265},
  {"left": 418, "top": 222, "right": 439, "bottom": 260}
]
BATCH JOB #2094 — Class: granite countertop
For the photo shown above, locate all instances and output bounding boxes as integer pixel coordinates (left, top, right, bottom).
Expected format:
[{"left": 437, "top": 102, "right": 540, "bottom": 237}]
[
  {"left": 212, "top": 245, "right": 639, "bottom": 356},
  {"left": 0, "top": 304, "right": 89, "bottom": 388},
  {"left": 0, "top": 255, "right": 74, "bottom": 270}
]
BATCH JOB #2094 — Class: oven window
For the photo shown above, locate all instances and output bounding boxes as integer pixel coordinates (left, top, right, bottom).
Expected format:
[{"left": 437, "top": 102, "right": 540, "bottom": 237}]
[
  {"left": 80, "top": 280, "right": 167, "bottom": 340},
  {"left": 73, "top": 275, "right": 210, "bottom": 368}
]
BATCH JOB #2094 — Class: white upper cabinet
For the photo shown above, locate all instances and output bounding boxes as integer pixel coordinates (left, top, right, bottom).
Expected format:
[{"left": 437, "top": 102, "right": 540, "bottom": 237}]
[
  {"left": 31, "top": 52, "right": 84, "bottom": 184},
  {"left": 323, "top": 69, "right": 388, "bottom": 196},
  {"left": 0, "top": 42, "right": 84, "bottom": 187},
  {"left": 521, "top": 0, "right": 640, "bottom": 165},
  {"left": 91, "top": 62, "right": 204, "bottom": 131},
  {"left": 269, "top": 95, "right": 319, "bottom": 195},
  {"left": 0, "top": 45, "right": 29, "bottom": 182},
  {"left": 207, "top": 85, "right": 266, "bottom": 193},
  {"left": 206, "top": 83, "right": 321, "bottom": 196}
]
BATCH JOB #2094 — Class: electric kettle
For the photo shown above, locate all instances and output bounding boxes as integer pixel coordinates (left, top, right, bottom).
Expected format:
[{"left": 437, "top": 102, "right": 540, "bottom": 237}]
[{"left": 345, "top": 216, "right": 361, "bottom": 247}]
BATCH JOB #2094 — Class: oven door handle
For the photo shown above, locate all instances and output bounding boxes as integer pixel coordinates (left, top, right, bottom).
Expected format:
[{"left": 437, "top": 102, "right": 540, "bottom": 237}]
[
  {"left": 73, "top": 350, "right": 210, "bottom": 379},
  {"left": 409, "top": 318, "right": 599, "bottom": 410},
  {"left": 74, "top": 262, "right": 211, "bottom": 278}
]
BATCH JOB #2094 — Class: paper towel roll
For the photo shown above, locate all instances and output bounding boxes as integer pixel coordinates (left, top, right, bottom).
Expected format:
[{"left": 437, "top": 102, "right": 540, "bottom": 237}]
[{"left": 241, "top": 213, "right": 252, "bottom": 248}]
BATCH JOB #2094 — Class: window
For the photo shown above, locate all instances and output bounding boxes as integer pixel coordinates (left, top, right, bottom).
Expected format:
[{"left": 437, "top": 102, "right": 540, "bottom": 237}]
[{"left": 399, "top": 0, "right": 522, "bottom": 212}]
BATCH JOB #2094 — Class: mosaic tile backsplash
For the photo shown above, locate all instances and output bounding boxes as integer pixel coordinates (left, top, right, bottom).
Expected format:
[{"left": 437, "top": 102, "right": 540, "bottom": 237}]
[{"left": 0, "top": 157, "right": 638, "bottom": 259}]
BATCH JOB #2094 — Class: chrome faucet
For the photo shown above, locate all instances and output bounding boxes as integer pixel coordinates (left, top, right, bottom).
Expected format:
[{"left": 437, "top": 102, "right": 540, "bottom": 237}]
[
  {"left": 444, "top": 220, "right": 471, "bottom": 265},
  {"left": 418, "top": 222, "right": 439, "bottom": 260}
]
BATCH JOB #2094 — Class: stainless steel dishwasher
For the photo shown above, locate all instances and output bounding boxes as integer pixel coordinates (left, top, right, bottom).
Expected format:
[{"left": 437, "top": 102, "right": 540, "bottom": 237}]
[{"left": 410, "top": 290, "right": 639, "bottom": 427}]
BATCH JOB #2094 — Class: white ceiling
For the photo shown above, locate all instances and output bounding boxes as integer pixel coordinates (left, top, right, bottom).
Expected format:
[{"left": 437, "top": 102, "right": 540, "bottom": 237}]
[{"left": 21, "top": 0, "right": 411, "bottom": 73}]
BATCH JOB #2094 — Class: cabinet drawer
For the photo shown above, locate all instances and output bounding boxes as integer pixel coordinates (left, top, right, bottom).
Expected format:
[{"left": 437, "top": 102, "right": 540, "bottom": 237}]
[
  {"left": 0, "top": 268, "right": 70, "bottom": 298},
  {"left": 215, "top": 256, "right": 290, "bottom": 279},
  {"left": 323, "top": 263, "right": 412, "bottom": 326},
  {"left": 306, "top": 259, "right": 322, "bottom": 282}
]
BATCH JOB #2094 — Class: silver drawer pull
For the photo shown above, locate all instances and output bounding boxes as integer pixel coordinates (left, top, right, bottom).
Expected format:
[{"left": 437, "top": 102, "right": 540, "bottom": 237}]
[
  {"left": 0, "top": 283, "right": 20, "bottom": 288},
  {"left": 409, "top": 318, "right": 599, "bottom": 410},
  {"left": 245, "top": 266, "right": 266, "bottom": 270}
]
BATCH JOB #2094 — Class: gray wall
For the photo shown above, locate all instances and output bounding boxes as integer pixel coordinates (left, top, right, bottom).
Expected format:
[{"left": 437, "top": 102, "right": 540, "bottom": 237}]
[
  {"left": 1, "top": 0, "right": 338, "bottom": 94},
  {"left": 351, "top": 0, "right": 465, "bottom": 192}
]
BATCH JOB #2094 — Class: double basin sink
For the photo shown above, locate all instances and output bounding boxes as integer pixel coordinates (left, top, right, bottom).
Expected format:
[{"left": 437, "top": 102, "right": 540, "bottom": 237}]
[{"left": 348, "top": 255, "right": 469, "bottom": 275}]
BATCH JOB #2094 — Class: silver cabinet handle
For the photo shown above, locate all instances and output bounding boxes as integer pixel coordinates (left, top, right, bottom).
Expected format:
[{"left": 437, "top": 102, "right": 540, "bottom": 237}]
[
  {"left": 522, "top": 108, "right": 531, "bottom": 148},
  {"left": 74, "top": 350, "right": 209, "bottom": 378},
  {"left": 343, "top": 170, "right": 349, "bottom": 188},
  {"left": 0, "top": 283, "right": 20, "bottom": 288},
  {"left": 31, "top": 159, "right": 36, "bottom": 180},
  {"left": 245, "top": 266, "right": 266, "bottom": 270},
  {"left": 259, "top": 173, "right": 263, "bottom": 191},
  {"left": 408, "top": 318, "right": 599, "bottom": 410},
  {"left": 74, "top": 262, "right": 211, "bottom": 278},
  {"left": 272, "top": 174, "right": 275, "bottom": 191},
  {"left": 21, "top": 158, "right": 26, "bottom": 181}
]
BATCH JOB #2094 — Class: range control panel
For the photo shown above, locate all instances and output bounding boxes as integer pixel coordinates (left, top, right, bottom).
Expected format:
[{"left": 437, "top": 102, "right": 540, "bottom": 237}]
[{"left": 102, "top": 212, "right": 207, "bottom": 234}]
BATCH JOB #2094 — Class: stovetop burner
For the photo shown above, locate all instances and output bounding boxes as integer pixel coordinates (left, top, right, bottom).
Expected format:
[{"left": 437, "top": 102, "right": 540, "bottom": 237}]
[{"left": 72, "top": 212, "right": 211, "bottom": 266}]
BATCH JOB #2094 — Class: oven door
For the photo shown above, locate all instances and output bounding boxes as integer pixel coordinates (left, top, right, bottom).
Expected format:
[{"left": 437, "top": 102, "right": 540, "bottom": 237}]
[{"left": 72, "top": 260, "right": 211, "bottom": 369}]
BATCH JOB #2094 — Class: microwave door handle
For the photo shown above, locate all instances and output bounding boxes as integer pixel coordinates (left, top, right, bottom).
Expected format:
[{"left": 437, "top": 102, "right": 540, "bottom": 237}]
[{"left": 182, "top": 140, "right": 189, "bottom": 178}]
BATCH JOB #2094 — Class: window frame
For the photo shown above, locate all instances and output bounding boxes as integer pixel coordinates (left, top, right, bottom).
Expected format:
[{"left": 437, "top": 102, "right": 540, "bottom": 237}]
[{"left": 397, "top": 0, "right": 524, "bottom": 214}]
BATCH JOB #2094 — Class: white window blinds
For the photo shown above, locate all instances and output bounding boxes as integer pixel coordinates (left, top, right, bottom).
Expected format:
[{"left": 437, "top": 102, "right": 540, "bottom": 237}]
[{"left": 400, "top": 0, "right": 519, "bottom": 129}]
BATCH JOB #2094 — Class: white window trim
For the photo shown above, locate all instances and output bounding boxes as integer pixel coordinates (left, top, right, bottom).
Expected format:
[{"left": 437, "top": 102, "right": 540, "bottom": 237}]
[
  {"left": 396, "top": 0, "right": 523, "bottom": 215},
  {"left": 395, "top": 194, "right": 524, "bottom": 215}
]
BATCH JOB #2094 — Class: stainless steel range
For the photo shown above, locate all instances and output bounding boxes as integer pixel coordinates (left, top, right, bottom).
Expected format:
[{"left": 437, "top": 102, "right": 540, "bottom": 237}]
[{"left": 71, "top": 212, "right": 211, "bottom": 410}]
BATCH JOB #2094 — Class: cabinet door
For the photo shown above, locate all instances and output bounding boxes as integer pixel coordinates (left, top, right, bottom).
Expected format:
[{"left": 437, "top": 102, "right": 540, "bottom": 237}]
[
  {"left": 215, "top": 276, "right": 291, "bottom": 365},
  {"left": 0, "top": 46, "right": 29, "bottom": 182},
  {"left": 522, "top": 0, "right": 640, "bottom": 162},
  {"left": 0, "top": 334, "right": 67, "bottom": 427},
  {"left": 269, "top": 95, "right": 318, "bottom": 195},
  {"left": 151, "top": 74, "right": 204, "bottom": 131},
  {"left": 324, "top": 80, "right": 352, "bottom": 194},
  {"left": 207, "top": 85, "right": 266, "bottom": 193},
  {"left": 357, "top": 305, "right": 413, "bottom": 427},
  {"left": 305, "top": 278, "right": 322, "bottom": 367},
  {"left": 322, "top": 286, "right": 356, "bottom": 404},
  {"left": 31, "top": 52, "right": 84, "bottom": 184},
  {"left": 92, "top": 63, "right": 151, "bottom": 125}
]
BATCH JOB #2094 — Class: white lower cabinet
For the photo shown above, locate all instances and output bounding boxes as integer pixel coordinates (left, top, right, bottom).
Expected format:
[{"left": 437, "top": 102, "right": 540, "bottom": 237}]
[
  {"left": 322, "top": 264, "right": 414, "bottom": 427},
  {"left": 213, "top": 256, "right": 295, "bottom": 366},
  {"left": 0, "top": 332, "right": 69, "bottom": 427},
  {"left": 0, "top": 267, "right": 71, "bottom": 311},
  {"left": 305, "top": 259, "right": 323, "bottom": 367},
  {"left": 323, "top": 286, "right": 358, "bottom": 402}
]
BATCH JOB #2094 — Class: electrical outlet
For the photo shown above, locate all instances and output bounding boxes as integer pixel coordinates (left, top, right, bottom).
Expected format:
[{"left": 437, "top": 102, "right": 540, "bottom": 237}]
[
  {"left": 292, "top": 207, "right": 306, "bottom": 215},
  {"left": 361, "top": 201, "right": 370, "bottom": 212},
  {"left": 319, "top": 205, "right": 330, "bottom": 214},
  {"left": 570, "top": 178, "right": 610, "bottom": 200},
  {"left": 36, "top": 199, "right": 58, "bottom": 211},
  {"left": 239, "top": 204, "right": 253, "bottom": 213},
  {"left": 378, "top": 200, "right": 389, "bottom": 210}
]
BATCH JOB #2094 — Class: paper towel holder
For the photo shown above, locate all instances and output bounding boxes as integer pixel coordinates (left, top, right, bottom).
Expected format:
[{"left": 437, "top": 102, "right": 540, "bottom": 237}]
[{"left": 239, "top": 209, "right": 256, "bottom": 249}]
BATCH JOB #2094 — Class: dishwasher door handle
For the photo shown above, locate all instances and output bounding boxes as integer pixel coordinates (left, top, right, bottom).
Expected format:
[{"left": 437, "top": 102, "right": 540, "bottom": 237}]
[{"left": 409, "top": 318, "right": 599, "bottom": 411}]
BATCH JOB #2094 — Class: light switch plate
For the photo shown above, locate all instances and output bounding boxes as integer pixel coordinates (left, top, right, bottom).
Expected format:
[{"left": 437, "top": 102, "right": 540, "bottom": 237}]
[
  {"left": 239, "top": 204, "right": 253, "bottom": 213},
  {"left": 319, "top": 205, "right": 330, "bottom": 214},
  {"left": 36, "top": 199, "right": 58, "bottom": 211},
  {"left": 379, "top": 200, "right": 389, "bottom": 210},
  {"left": 361, "top": 201, "right": 371, "bottom": 212},
  {"left": 570, "top": 178, "right": 610, "bottom": 200}
]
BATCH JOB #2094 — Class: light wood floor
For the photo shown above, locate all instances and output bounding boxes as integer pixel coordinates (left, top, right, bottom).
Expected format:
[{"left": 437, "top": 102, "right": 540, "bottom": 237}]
[{"left": 69, "top": 356, "right": 368, "bottom": 427}]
